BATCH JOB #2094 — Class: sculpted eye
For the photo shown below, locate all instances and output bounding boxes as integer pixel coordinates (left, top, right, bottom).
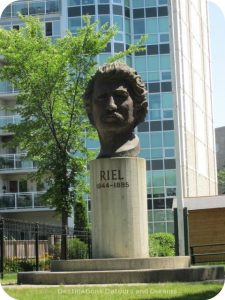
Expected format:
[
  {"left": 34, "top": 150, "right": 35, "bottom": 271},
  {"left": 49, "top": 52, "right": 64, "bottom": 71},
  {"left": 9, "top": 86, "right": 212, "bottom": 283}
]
[
  {"left": 95, "top": 94, "right": 107, "bottom": 102},
  {"left": 114, "top": 92, "right": 128, "bottom": 102}
]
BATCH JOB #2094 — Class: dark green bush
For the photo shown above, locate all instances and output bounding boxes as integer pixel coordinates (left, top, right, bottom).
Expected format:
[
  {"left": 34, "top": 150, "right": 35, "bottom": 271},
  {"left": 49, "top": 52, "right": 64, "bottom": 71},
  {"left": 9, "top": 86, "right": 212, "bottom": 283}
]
[
  {"left": 149, "top": 232, "right": 175, "bottom": 257},
  {"left": 68, "top": 238, "right": 89, "bottom": 259}
]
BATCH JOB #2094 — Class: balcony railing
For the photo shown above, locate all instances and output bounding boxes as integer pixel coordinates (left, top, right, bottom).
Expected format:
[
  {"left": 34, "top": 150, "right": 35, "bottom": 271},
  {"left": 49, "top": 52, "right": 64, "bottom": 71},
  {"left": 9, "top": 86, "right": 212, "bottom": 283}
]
[
  {"left": 0, "top": 81, "right": 18, "bottom": 95},
  {"left": 0, "top": 192, "right": 47, "bottom": 210},
  {"left": 0, "top": 154, "right": 37, "bottom": 171},
  {"left": 0, "top": 115, "right": 21, "bottom": 133}
]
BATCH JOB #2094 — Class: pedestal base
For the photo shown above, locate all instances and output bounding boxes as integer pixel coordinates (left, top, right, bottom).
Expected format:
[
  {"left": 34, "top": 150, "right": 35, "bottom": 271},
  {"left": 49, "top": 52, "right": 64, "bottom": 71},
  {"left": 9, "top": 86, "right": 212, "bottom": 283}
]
[{"left": 90, "top": 157, "right": 148, "bottom": 258}]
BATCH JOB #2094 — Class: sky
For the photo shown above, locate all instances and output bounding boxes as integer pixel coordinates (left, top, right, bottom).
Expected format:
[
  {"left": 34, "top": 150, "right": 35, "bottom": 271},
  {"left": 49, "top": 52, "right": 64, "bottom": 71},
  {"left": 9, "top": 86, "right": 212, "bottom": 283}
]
[
  {"left": 0, "top": 0, "right": 225, "bottom": 128},
  {"left": 208, "top": 2, "right": 225, "bottom": 128}
]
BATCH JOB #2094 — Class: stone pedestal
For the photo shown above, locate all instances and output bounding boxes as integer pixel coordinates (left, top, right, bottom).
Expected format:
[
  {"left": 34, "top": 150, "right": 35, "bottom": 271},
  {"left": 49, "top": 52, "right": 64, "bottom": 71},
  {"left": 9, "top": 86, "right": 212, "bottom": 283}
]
[{"left": 90, "top": 157, "right": 148, "bottom": 258}]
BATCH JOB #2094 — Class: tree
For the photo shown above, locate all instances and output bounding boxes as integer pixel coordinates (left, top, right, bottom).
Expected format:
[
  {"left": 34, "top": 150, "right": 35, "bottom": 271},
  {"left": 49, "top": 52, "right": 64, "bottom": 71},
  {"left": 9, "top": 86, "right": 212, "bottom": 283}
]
[
  {"left": 218, "top": 167, "right": 225, "bottom": 194},
  {"left": 0, "top": 15, "right": 144, "bottom": 258}
]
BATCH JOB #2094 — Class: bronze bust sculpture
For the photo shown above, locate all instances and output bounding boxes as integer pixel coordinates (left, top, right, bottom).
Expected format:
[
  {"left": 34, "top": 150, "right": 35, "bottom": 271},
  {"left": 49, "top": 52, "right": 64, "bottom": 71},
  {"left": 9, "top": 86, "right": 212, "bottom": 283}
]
[{"left": 84, "top": 62, "right": 148, "bottom": 158}]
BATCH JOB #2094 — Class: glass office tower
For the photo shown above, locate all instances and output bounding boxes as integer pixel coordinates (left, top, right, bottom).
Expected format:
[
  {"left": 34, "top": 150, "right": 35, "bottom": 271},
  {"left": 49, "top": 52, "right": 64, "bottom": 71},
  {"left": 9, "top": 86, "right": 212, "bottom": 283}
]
[{"left": 0, "top": 0, "right": 218, "bottom": 231}]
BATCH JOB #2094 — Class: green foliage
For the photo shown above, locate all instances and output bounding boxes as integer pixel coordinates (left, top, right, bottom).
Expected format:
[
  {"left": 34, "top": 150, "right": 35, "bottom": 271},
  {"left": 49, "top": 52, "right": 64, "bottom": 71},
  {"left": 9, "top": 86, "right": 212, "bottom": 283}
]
[
  {"left": 0, "top": 15, "right": 145, "bottom": 224},
  {"left": 68, "top": 238, "right": 89, "bottom": 259},
  {"left": 149, "top": 232, "right": 175, "bottom": 257},
  {"left": 3, "top": 257, "right": 50, "bottom": 272},
  {"left": 218, "top": 167, "right": 225, "bottom": 193},
  {"left": 74, "top": 198, "right": 89, "bottom": 230}
]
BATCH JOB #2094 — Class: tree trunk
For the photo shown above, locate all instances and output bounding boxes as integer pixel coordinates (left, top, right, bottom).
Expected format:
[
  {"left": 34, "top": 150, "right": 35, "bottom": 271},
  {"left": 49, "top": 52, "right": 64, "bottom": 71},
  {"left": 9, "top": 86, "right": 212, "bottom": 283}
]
[{"left": 61, "top": 209, "right": 68, "bottom": 260}]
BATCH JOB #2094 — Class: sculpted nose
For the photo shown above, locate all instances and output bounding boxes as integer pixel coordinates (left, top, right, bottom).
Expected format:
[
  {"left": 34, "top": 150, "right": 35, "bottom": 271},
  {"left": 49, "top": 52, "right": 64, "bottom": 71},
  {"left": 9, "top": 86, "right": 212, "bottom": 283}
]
[{"left": 107, "top": 96, "right": 117, "bottom": 111}]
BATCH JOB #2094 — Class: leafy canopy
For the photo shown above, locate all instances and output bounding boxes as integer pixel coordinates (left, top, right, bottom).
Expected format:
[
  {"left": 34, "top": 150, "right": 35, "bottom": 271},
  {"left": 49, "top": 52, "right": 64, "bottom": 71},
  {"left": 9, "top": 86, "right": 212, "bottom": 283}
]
[{"left": 0, "top": 15, "right": 145, "bottom": 221}]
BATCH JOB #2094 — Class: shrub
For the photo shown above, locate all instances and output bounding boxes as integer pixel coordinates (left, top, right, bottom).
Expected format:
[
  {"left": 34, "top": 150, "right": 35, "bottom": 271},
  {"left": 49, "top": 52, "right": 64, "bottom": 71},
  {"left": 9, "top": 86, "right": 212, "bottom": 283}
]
[
  {"left": 149, "top": 232, "right": 175, "bottom": 257},
  {"left": 68, "top": 238, "right": 89, "bottom": 259}
]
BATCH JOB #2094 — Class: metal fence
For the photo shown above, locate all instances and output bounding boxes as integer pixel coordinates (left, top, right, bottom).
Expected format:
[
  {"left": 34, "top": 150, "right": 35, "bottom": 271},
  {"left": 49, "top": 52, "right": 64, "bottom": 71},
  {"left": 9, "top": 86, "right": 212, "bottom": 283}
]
[{"left": 0, "top": 218, "right": 91, "bottom": 278}]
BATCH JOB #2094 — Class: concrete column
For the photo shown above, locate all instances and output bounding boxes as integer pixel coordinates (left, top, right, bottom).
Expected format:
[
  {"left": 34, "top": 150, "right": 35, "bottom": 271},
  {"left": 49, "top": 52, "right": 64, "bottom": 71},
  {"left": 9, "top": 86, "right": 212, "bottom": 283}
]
[{"left": 90, "top": 157, "right": 149, "bottom": 258}]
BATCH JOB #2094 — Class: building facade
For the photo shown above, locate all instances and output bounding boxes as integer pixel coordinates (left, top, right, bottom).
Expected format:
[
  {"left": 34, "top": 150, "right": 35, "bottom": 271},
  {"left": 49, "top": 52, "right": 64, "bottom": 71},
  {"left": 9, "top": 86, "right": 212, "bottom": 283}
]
[{"left": 0, "top": 0, "right": 218, "bottom": 231}]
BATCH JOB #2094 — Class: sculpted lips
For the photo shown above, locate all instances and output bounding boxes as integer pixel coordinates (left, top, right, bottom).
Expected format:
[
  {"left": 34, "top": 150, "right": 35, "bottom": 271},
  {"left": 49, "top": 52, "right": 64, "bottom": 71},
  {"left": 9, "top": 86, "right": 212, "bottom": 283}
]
[{"left": 103, "top": 112, "right": 124, "bottom": 122}]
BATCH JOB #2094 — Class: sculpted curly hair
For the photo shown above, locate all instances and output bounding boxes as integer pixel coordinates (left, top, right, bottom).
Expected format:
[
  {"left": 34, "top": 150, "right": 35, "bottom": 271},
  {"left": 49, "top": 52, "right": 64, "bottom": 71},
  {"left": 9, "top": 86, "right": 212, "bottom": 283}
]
[{"left": 83, "top": 62, "right": 148, "bottom": 128}]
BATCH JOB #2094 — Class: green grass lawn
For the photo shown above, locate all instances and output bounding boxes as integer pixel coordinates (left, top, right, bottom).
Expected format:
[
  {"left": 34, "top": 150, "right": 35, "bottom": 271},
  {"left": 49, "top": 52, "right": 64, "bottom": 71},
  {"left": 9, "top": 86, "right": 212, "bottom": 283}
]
[
  {"left": 2, "top": 282, "right": 224, "bottom": 300},
  {"left": 0, "top": 273, "right": 17, "bottom": 285}
]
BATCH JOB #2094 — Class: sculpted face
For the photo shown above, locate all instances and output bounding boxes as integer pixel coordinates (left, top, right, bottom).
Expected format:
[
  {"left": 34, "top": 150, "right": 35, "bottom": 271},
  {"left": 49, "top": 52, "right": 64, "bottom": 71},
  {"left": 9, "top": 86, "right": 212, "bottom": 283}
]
[{"left": 92, "top": 78, "right": 135, "bottom": 134}]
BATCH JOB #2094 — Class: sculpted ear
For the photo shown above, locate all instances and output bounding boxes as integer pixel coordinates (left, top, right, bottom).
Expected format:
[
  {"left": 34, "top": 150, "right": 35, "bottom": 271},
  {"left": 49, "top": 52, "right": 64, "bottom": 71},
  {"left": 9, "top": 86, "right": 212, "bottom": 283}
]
[{"left": 134, "top": 101, "right": 148, "bottom": 125}]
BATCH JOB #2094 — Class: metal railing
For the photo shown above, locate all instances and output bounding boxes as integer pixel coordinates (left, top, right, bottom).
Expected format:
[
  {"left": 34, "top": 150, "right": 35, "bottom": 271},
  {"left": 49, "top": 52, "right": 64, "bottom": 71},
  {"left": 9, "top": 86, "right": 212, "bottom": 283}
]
[
  {"left": 0, "top": 81, "right": 18, "bottom": 94},
  {"left": 0, "top": 218, "right": 92, "bottom": 279},
  {"left": 0, "top": 192, "right": 46, "bottom": 210},
  {"left": 191, "top": 243, "right": 225, "bottom": 264},
  {"left": 0, "top": 115, "right": 21, "bottom": 132},
  {"left": 0, "top": 153, "right": 37, "bottom": 171}
]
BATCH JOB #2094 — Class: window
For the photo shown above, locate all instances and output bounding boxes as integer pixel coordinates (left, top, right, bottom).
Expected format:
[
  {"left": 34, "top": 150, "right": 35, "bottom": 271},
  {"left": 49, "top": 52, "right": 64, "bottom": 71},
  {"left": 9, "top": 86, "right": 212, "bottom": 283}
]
[
  {"left": 133, "top": 9, "right": 145, "bottom": 18},
  {"left": 154, "top": 199, "right": 165, "bottom": 209},
  {"left": 103, "top": 43, "right": 111, "bottom": 52},
  {"left": 150, "top": 121, "right": 162, "bottom": 131},
  {"left": 2, "top": 6, "right": 11, "bottom": 18},
  {"left": 12, "top": 3, "right": 28, "bottom": 17},
  {"left": 13, "top": 25, "right": 20, "bottom": 30},
  {"left": 150, "top": 93, "right": 160, "bottom": 108},
  {"left": 158, "top": 6, "right": 168, "bottom": 16},
  {"left": 163, "top": 110, "right": 173, "bottom": 119},
  {"left": 146, "top": 8, "right": 157, "bottom": 17},
  {"left": 148, "top": 82, "right": 160, "bottom": 93},
  {"left": 29, "top": 1, "right": 45, "bottom": 15},
  {"left": 148, "top": 199, "right": 153, "bottom": 209},
  {"left": 98, "top": 5, "right": 110, "bottom": 14},
  {"left": 152, "top": 170, "right": 164, "bottom": 186},
  {"left": 166, "top": 187, "right": 176, "bottom": 196},
  {"left": 153, "top": 187, "right": 164, "bottom": 198},
  {"left": 46, "top": 0, "right": 60, "bottom": 14},
  {"left": 68, "top": 0, "right": 81, "bottom": 6},
  {"left": 125, "top": 7, "right": 130, "bottom": 18},
  {"left": 162, "top": 93, "right": 173, "bottom": 108},
  {"left": 113, "top": 5, "right": 123, "bottom": 15},
  {"left": 135, "top": 56, "right": 146, "bottom": 72},
  {"left": 160, "top": 33, "right": 169, "bottom": 43},
  {"left": 161, "top": 81, "right": 172, "bottom": 92},
  {"left": 68, "top": 17, "right": 82, "bottom": 33},
  {"left": 158, "top": 16, "right": 169, "bottom": 32},
  {"left": 82, "top": 5, "right": 95, "bottom": 15},
  {"left": 164, "top": 148, "right": 175, "bottom": 158},
  {"left": 147, "top": 45, "right": 158, "bottom": 55},
  {"left": 98, "top": 15, "right": 110, "bottom": 26},
  {"left": 146, "top": 18, "right": 158, "bottom": 33},
  {"left": 150, "top": 109, "right": 161, "bottom": 120},
  {"left": 45, "top": 22, "right": 52, "bottom": 36},
  {"left": 113, "top": 15, "right": 123, "bottom": 31},
  {"left": 139, "top": 133, "right": 150, "bottom": 148},
  {"left": 133, "top": 19, "right": 145, "bottom": 34},
  {"left": 161, "top": 82, "right": 172, "bottom": 92},
  {"left": 146, "top": 0, "right": 157, "bottom": 6},
  {"left": 165, "top": 170, "right": 176, "bottom": 185},
  {"left": 160, "top": 55, "right": 171, "bottom": 69},
  {"left": 138, "top": 122, "right": 149, "bottom": 132},
  {"left": 82, "top": 0, "right": 94, "bottom": 4},
  {"left": 151, "top": 148, "right": 163, "bottom": 159},
  {"left": 163, "top": 131, "right": 175, "bottom": 147},
  {"left": 151, "top": 132, "right": 162, "bottom": 147},
  {"left": 114, "top": 43, "right": 124, "bottom": 52},
  {"left": 68, "top": 7, "right": 81, "bottom": 17},
  {"left": 163, "top": 120, "right": 174, "bottom": 130},
  {"left": 152, "top": 160, "right": 163, "bottom": 170},
  {"left": 132, "top": 0, "right": 144, "bottom": 8},
  {"left": 160, "top": 44, "right": 170, "bottom": 54},
  {"left": 164, "top": 159, "right": 176, "bottom": 169},
  {"left": 147, "top": 56, "right": 159, "bottom": 71},
  {"left": 146, "top": 160, "right": 151, "bottom": 170},
  {"left": 161, "top": 71, "right": 171, "bottom": 81}
]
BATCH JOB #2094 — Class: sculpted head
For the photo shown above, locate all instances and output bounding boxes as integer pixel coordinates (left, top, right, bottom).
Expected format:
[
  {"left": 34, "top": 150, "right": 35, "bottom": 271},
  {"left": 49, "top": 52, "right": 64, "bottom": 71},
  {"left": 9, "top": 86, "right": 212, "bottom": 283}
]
[{"left": 84, "top": 62, "right": 148, "bottom": 133}]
